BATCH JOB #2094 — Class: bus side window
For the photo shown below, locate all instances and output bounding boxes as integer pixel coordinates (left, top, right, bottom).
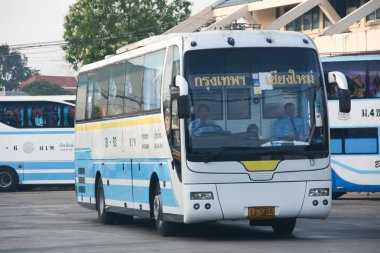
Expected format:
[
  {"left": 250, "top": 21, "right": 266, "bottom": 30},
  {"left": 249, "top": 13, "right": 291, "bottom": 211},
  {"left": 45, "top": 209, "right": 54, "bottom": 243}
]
[
  {"left": 107, "top": 63, "right": 125, "bottom": 116},
  {"left": 0, "top": 103, "right": 7, "bottom": 124},
  {"left": 369, "top": 61, "right": 380, "bottom": 98},
  {"left": 76, "top": 74, "right": 87, "bottom": 121},
  {"left": 0, "top": 103, "right": 23, "bottom": 128},
  {"left": 87, "top": 77, "right": 94, "bottom": 120},
  {"left": 142, "top": 49, "right": 166, "bottom": 111},
  {"left": 68, "top": 106, "right": 75, "bottom": 127},
  {"left": 63, "top": 105, "right": 75, "bottom": 127},
  {"left": 125, "top": 57, "right": 143, "bottom": 114},
  {"left": 171, "top": 99, "right": 180, "bottom": 147},
  {"left": 93, "top": 68, "right": 110, "bottom": 119}
]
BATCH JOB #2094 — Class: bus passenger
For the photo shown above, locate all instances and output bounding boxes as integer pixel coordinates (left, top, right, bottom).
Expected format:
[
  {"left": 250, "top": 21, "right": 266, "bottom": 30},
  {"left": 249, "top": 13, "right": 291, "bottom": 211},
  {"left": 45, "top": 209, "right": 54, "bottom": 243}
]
[{"left": 35, "top": 110, "right": 44, "bottom": 127}]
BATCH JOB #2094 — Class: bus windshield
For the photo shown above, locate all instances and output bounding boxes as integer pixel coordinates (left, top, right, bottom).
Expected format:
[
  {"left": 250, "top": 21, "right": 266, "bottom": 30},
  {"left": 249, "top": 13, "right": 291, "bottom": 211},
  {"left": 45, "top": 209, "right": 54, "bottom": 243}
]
[{"left": 184, "top": 47, "right": 328, "bottom": 162}]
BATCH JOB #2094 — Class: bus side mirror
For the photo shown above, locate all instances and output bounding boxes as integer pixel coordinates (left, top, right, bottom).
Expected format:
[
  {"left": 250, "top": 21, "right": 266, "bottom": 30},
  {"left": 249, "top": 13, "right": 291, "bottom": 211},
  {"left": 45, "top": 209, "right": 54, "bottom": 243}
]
[
  {"left": 175, "top": 75, "right": 190, "bottom": 119},
  {"left": 178, "top": 95, "right": 190, "bottom": 119},
  {"left": 328, "top": 71, "right": 351, "bottom": 113},
  {"left": 338, "top": 89, "right": 351, "bottom": 113}
]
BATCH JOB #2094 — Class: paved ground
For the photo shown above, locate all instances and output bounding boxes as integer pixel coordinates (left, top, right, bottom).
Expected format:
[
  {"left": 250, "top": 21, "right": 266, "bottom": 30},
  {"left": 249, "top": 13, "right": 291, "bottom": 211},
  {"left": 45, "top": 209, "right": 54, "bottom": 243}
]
[{"left": 0, "top": 190, "right": 379, "bottom": 253}]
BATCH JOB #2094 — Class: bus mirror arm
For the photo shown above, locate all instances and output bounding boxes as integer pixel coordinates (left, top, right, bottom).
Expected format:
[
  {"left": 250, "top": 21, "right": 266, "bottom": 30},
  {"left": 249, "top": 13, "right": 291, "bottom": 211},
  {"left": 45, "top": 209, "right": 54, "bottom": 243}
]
[
  {"left": 175, "top": 75, "right": 189, "bottom": 96},
  {"left": 328, "top": 71, "right": 351, "bottom": 113}
]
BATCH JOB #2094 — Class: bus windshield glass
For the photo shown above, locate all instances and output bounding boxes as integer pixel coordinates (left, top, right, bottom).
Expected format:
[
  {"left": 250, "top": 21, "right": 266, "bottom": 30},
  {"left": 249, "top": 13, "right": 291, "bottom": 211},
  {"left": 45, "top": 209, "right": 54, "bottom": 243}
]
[{"left": 184, "top": 47, "right": 328, "bottom": 162}]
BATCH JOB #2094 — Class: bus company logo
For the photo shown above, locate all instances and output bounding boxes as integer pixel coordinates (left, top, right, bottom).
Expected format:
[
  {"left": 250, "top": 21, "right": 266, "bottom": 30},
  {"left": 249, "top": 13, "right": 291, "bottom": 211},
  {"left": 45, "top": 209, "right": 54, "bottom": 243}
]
[
  {"left": 59, "top": 142, "right": 74, "bottom": 151},
  {"left": 23, "top": 141, "right": 35, "bottom": 154},
  {"left": 337, "top": 112, "right": 350, "bottom": 120}
]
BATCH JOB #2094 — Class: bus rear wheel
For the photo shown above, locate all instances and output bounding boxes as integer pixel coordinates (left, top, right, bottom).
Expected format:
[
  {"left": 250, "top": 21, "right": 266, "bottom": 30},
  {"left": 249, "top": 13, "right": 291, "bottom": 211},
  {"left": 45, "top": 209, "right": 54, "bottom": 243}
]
[
  {"left": 0, "top": 167, "right": 18, "bottom": 192},
  {"left": 272, "top": 218, "right": 296, "bottom": 235},
  {"left": 153, "top": 183, "right": 177, "bottom": 236},
  {"left": 96, "top": 177, "right": 116, "bottom": 224}
]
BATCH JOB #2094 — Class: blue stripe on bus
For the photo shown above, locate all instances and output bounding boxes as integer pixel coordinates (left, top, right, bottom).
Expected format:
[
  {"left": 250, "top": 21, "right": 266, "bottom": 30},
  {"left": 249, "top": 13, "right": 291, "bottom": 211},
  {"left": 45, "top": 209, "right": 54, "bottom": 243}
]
[
  {"left": 75, "top": 155, "right": 179, "bottom": 208},
  {"left": 24, "top": 162, "right": 74, "bottom": 170},
  {"left": 105, "top": 185, "right": 134, "bottom": 202},
  {"left": 331, "top": 159, "right": 380, "bottom": 175},
  {"left": 102, "top": 184, "right": 177, "bottom": 207},
  {"left": 133, "top": 186, "right": 150, "bottom": 204},
  {"left": 331, "top": 139, "right": 343, "bottom": 154},
  {"left": 0, "top": 131, "right": 74, "bottom": 135},
  {"left": 332, "top": 170, "right": 380, "bottom": 192},
  {"left": 161, "top": 188, "right": 178, "bottom": 207},
  {"left": 345, "top": 138, "right": 378, "bottom": 154},
  {"left": 24, "top": 173, "right": 74, "bottom": 180}
]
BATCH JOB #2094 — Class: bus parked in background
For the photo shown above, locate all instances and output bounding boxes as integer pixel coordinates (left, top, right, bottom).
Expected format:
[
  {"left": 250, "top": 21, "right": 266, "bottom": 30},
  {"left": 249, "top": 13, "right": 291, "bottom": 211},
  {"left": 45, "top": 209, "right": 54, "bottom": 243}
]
[
  {"left": 0, "top": 96, "right": 75, "bottom": 192},
  {"left": 74, "top": 31, "right": 350, "bottom": 236},
  {"left": 322, "top": 55, "right": 380, "bottom": 198}
]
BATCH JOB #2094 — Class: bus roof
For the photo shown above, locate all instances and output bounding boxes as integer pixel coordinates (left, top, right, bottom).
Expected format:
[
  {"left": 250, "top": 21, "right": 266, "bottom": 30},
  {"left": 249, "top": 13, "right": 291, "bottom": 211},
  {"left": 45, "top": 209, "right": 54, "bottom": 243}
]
[
  {"left": 79, "top": 30, "right": 317, "bottom": 74},
  {"left": 0, "top": 95, "right": 75, "bottom": 102},
  {"left": 320, "top": 54, "right": 380, "bottom": 63}
]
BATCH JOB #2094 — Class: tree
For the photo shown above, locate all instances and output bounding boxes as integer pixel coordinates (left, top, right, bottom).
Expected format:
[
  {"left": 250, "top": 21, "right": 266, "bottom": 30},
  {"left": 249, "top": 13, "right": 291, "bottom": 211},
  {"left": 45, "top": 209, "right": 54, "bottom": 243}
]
[
  {"left": 63, "top": 0, "right": 191, "bottom": 70},
  {"left": 0, "top": 44, "right": 38, "bottom": 91},
  {"left": 21, "top": 79, "right": 72, "bottom": 95}
]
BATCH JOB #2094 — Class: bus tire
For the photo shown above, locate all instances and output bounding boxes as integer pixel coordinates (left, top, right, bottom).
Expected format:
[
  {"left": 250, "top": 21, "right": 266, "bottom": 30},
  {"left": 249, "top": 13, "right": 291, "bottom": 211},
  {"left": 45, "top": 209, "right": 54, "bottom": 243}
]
[
  {"left": 96, "top": 177, "right": 115, "bottom": 224},
  {"left": 153, "top": 183, "right": 177, "bottom": 236},
  {"left": 272, "top": 218, "right": 296, "bottom": 235},
  {"left": 0, "top": 167, "right": 19, "bottom": 192}
]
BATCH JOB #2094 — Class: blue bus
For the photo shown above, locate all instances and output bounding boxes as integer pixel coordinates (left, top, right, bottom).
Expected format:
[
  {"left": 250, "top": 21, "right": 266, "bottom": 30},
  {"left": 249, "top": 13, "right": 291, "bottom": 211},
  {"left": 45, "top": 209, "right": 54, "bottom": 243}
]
[
  {"left": 0, "top": 95, "right": 75, "bottom": 192},
  {"left": 322, "top": 55, "right": 380, "bottom": 197}
]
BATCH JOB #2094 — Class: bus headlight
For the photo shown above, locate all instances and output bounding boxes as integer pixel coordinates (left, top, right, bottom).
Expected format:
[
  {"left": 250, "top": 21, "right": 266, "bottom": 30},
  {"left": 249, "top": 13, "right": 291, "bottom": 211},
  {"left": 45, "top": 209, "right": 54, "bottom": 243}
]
[
  {"left": 309, "top": 188, "right": 329, "bottom": 197},
  {"left": 190, "top": 192, "right": 214, "bottom": 200}
]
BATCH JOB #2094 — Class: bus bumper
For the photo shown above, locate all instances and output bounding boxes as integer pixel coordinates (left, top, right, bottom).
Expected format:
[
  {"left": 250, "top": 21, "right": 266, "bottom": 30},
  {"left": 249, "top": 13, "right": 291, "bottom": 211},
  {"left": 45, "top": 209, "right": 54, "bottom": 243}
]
[{"left": 183, "top": 181, "right": 331, "bottom": 224}]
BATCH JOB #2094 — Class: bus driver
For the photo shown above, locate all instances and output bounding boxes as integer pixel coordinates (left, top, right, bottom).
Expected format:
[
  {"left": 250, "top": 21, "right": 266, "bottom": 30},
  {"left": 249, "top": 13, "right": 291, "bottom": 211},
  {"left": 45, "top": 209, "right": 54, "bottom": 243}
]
[
  {"left": 273, "top": 102, "right": 304, "bottom": 141},
  {"left": 189, "top": 104, "right": 222, "bottom": 136}
]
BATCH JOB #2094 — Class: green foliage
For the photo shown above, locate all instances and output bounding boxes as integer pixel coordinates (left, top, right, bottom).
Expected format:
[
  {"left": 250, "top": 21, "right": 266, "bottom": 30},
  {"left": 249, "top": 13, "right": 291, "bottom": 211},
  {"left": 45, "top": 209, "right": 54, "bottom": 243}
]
[
  {"left": 63, "top": 0, "right": 191, "bottom": 70},
  {"left": 21, "top": 79, "right": 72, "bottom": 95},
  {"left": 0, "top": 44, "right": 38, "bottom": 91}
]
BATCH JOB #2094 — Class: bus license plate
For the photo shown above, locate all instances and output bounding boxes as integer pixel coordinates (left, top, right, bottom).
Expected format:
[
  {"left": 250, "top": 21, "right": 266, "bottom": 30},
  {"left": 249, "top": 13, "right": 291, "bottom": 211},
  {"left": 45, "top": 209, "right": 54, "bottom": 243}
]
[{"left": 248, "top": 207, "right": 275, "bottom": 219}]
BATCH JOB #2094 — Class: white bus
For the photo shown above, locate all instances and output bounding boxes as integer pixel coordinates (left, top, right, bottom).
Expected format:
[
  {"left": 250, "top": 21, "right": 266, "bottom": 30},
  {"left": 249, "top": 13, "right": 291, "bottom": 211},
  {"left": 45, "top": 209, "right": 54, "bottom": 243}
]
[
  {"left": 0, "top": 95, "right": 75, "bottom": 192},
  {"left": 322, "top": 55, "right": 380, "bottom": 198},
  {"left": 74, "top": 30, "right": 349, "bottom": 236}
]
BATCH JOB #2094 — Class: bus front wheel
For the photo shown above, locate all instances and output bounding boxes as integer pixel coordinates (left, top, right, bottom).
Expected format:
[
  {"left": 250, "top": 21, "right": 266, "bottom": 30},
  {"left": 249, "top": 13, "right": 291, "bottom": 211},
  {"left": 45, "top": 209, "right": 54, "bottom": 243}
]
[
  {"left": 0, "top": 167, "right": 19, "bottom": 192},
  {"left": 153, "top": 183, "right": 177, "bottom": 236},
  {"left": 272, "top": 218, "right": 296, "bottom": 235},
  {"left": 96, "top": 177, "right": 116, "bottom": 224}
]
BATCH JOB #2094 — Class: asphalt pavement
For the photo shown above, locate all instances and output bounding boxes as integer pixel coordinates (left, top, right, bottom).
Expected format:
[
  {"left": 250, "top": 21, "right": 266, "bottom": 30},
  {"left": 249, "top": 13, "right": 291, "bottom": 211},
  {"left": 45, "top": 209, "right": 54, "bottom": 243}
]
[{"left": 0, "top": 190, "right": 379, "bottom": 253}]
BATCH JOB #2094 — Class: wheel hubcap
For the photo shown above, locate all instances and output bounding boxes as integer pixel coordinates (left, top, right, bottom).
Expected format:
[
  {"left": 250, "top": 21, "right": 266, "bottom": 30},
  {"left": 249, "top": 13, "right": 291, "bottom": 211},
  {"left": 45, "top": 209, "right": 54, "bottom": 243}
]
[
  {"left": 99, "top": 189, "right": 104, "bottom": 215},
  {"left": 0, "top": 172, "right": 12, "bottom": 188},
  {"left": 153, "top": 194, "right": 163, "bottom": 227},
  {"left": 153, "top": 194, "right": 160, "bottom": 220}
]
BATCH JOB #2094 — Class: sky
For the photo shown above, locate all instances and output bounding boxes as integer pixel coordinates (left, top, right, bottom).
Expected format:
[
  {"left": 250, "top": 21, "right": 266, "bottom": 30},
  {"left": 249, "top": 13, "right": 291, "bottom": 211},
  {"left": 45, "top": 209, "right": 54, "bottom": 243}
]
[{"left": 0, "top": 0, "right": 217, "bottom": 77}]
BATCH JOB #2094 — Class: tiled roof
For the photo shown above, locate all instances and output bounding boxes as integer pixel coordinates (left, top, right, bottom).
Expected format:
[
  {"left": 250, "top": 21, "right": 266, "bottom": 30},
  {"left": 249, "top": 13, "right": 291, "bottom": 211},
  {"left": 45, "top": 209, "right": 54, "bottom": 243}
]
[
  {"left": 20, "top": 75, "right": 77, "bottom": 89},
  {"left": 215, "top": 0, "right": 261, "bottom": 9}
]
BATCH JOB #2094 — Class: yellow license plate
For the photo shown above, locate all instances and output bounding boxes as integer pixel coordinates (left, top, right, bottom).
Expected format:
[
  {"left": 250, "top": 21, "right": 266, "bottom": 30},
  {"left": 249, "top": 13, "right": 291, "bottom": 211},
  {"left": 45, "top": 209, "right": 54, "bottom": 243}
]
[{"left": 248, "top": 207, "right": 275, "bottom": 219}]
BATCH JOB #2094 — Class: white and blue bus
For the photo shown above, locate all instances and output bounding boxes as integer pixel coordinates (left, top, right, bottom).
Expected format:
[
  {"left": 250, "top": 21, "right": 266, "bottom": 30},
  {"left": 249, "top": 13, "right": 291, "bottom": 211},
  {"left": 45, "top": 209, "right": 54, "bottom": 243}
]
[
  {"left": 0, "top": 95, "right": 75, "bottom": 192},
  {"left": 322, "top": 55, "right": 380, "bottom": 197},
  {"left": 74, "top": 30, "right": 350, "bottom": 236}
]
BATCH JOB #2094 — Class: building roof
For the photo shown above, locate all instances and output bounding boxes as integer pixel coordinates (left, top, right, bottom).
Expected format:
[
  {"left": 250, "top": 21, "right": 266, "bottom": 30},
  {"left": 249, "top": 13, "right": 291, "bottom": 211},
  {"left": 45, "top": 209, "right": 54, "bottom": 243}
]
[
  {"left": 19, "top": 75, "right": 77, "bottom": 90},
  {"left": 215, "top": 0, "right": 261, "bottom": 9}
]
